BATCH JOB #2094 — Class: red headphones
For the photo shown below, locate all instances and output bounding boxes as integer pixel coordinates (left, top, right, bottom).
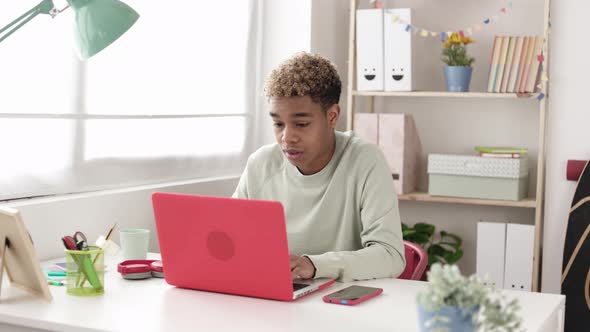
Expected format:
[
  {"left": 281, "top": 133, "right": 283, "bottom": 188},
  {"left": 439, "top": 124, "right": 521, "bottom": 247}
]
[{"left": 117, "top": 260, "right": 164, "bottom": 280}]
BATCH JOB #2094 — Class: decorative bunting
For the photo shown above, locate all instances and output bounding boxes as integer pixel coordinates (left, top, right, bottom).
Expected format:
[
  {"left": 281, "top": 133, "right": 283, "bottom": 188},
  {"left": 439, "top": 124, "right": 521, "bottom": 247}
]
[
  {"left": 537, "top": 92, "right": 546, "bottom": 101},
  {"left": 386, "top": 1, "right": 512, "bottom": 39},
  {"left": 369, "top": 0, "right": 383, "bottom": 9},
  {"left": 537, "top": 54, "right": 545, "bottom": 63},
  {"left": 541, "top": 72, "right": 549, "bottom": 82}
]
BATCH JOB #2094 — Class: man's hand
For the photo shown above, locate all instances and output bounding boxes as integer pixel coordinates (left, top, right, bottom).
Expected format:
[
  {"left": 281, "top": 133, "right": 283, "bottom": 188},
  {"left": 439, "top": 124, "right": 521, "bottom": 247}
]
[{"left": 290, "top": 255, "right": 316, "bottom": 280}]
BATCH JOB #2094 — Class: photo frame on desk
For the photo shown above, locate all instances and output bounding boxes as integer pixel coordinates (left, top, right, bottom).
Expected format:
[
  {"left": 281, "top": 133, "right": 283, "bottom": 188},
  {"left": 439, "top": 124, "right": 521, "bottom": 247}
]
[{"left": 0, "top": 207, "right": 52, "bottom": 301}]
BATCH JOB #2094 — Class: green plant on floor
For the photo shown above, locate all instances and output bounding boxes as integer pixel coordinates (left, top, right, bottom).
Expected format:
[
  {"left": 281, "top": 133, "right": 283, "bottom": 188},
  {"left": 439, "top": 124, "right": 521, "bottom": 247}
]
[{"left": 402, "top": 222, "right": 463, "bottom": 266}]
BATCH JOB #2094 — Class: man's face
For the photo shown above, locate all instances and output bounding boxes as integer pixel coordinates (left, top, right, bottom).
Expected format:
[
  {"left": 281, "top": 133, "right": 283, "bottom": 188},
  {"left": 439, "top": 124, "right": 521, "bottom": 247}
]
[{"left": 269, "top": 96, "right": 340, "bottom": 175}]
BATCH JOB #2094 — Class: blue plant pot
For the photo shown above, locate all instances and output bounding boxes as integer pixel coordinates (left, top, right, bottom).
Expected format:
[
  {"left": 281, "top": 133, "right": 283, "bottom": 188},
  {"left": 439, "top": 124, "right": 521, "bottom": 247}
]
[
  {"left": 444, "top": 65, "right": 473, "bottom": 92},
  {"left": 417, "top": 304, "right": 477, "bottom": 332}
]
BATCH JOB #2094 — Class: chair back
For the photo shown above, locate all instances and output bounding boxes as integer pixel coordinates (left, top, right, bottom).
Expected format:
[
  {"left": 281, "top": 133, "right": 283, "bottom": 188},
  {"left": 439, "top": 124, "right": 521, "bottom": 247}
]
[{"left": 399, "top": 240, "right": 428, "bottom": 280}]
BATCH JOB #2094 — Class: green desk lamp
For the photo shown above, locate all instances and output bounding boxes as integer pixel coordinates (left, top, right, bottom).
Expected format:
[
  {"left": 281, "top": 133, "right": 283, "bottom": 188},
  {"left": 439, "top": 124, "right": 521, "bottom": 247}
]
[{"left": 0, "top": 0, "right": 139, "bottom": 60}]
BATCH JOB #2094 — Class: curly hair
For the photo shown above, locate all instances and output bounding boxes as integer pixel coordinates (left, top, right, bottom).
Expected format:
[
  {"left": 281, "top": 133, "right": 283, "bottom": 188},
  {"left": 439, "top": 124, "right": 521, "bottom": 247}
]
[{"left": 264, "top": 52, "right": 341, "bottom": 110}]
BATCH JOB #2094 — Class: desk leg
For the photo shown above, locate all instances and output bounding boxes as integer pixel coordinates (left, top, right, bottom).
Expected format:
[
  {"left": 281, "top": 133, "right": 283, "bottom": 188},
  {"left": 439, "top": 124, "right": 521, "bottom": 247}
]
[
  {"left": 0, "top": 238, "right": 8, "bottom": 303},
  {"left": 558, "top": 304, "right": 565, "bottom": 332}
]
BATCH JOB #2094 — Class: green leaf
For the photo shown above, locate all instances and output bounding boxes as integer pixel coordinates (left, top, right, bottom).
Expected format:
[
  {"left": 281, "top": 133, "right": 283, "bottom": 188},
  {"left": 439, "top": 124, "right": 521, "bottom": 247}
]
[
  {"left": 443, "top": 249, "right": 464, "bottom": 264},
  {"left": 414, "top": 223, "right": 435, "bottom": 236},
  {"left": 402, "top": 229, "right": 416, "bottom": 238},
  {"left": 412, "top": 233, "right": 431, "bottom": 245},
  {"left": 427, "top": 244, "right": 450, "bottom": 257},
  {"left": 440, "top": 232, "right": 462, "bottom": 248}
]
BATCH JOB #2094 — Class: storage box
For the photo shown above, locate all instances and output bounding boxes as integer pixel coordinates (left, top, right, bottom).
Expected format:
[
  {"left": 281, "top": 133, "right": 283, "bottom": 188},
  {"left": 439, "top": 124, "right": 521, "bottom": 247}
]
[
  {"left": 356, "top": 9, "right": 384, "bottom": 91},
  {"left": 354, "top": 113, "right": 422, "bottom": 195},
  {"left": 427, "top": 154, "right": 528, "bottom": 201},
  {"left": 379, "top": 114, "right": 421, "bottom": 195},
  {"left": 383, "top": 8, "right": 414, "bottom": 91}
]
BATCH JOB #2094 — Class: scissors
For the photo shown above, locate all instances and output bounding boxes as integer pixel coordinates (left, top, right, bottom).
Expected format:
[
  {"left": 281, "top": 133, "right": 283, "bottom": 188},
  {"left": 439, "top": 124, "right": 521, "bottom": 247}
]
[
  {"left": 73, "top": 231, "right": 88, "bottom": 250},
  {"left": 61, "top": 231, "right": 88, "bottom": 251}
]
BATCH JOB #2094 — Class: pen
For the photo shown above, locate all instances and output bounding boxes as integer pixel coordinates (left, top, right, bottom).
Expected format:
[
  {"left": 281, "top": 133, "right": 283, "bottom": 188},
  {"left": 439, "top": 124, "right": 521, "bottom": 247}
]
[
  {"left": 47, "top": 271, "right": 67, "bottom": 277},
  {"left": 105, "top": 223, "right": 117, "bottom": 241},
  {"left": 47, "top": 280, "right": 64, "bottom": 286}
]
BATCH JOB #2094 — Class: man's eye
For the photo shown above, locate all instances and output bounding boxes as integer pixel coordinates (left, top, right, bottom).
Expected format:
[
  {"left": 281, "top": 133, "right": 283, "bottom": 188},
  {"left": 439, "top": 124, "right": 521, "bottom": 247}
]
[
  {"left": 273, "top": 123, "right": 284, "bottom": 128},
  {"left": 296, "top": 123, "right": 309, "bottom": 128}
]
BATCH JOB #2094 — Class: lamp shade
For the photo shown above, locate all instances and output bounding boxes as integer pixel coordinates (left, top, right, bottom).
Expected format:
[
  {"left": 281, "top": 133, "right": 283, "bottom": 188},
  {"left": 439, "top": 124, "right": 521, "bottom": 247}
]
[{"left": 67, "top": 0, "right": 139, "bottom": 60}]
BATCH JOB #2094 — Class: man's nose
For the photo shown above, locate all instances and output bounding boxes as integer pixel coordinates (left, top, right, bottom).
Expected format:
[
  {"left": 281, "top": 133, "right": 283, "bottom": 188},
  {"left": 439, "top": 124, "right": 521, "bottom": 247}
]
[{"left": 282, "top": 126, "right": 298, "bottom": 144}]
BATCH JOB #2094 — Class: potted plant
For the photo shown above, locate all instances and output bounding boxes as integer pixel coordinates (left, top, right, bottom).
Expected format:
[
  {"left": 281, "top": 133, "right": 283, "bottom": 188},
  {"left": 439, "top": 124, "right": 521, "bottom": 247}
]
[
  {"left": 417, "top": 264, "right": 522, "bottom": 332},
  {"left": 441, "top": 32, "right": 475, "bottom": 92},
  {"left": 402, "top": 222, "right": 463, "bottom": 267}
]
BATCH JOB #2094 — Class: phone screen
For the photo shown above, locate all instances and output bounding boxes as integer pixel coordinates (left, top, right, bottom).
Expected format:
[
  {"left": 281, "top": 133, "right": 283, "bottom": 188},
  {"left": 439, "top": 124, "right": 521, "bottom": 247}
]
[{"left": 325, "top": 285, "right": 381, "bottom": 300}]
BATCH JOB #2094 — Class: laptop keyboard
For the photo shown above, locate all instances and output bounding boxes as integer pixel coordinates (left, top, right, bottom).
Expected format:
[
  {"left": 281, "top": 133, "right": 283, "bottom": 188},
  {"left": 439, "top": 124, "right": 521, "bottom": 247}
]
[{"left": 293, "top": 283, "right": 308, "bottom": 291}]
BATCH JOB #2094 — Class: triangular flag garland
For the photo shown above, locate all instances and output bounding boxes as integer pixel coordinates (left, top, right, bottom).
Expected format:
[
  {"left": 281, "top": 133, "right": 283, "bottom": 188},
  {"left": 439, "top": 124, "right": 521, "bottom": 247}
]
[
  {"left": 383, "top": 0, "right": 513, "bottom": 40},
  {"left": 370, "top": 0, "right": 551, "bottom": 97}
]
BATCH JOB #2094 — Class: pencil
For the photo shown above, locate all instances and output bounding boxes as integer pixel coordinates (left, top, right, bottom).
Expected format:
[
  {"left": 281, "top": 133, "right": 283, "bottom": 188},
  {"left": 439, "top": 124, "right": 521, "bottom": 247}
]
[{"left": 105, "top": 223, "right": 117, "bottom": 240}]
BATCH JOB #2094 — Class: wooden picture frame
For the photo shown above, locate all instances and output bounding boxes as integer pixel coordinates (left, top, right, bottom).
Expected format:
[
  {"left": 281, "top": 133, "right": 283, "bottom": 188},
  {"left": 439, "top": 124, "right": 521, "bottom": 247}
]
[{"left": 0, "top": 207, "right": 52, "bottom": 301}]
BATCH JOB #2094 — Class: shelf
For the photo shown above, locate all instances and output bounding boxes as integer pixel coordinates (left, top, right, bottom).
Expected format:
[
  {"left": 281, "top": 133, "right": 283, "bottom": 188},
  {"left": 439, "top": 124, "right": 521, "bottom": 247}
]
[
  {"left": 352, "top": 91, "right": 536, "bottom": 99},
  {"left": 397, "top": 192, "right": 537, "bottom": 208}
]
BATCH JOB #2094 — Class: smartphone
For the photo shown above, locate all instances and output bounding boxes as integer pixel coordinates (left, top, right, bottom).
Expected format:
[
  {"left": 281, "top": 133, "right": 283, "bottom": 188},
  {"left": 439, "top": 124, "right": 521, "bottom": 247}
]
[{"left": 322, "top": 285, "right": 383, "bottom": 305}]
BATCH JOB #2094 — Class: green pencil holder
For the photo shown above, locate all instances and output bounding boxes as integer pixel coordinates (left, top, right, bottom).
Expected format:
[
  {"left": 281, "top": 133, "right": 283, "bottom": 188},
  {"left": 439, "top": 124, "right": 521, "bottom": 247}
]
[{"left": 65, "top": 246, "right": 105, "bottom": 296}]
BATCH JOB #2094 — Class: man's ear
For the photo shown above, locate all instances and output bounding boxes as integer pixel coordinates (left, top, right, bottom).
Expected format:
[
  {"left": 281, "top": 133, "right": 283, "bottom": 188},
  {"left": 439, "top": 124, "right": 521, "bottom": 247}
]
[{"left": 326, "top": 104, "right": 341, "bottom": 129}]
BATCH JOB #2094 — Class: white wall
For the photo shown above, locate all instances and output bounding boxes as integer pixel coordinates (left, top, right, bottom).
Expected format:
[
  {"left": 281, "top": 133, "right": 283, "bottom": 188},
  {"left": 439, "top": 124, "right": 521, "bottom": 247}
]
[
  {"left": 542, "top": 1, "right": 590, "bottom": 294},
  {"left": 311, "top": 0, "right": 351, "bottom": 131},
  {"left": 2, "top": 177, "right": 238, "bottom": 261},
  {"left": 311, "top": 0, "right": 586, "bottom": 289},
  {"left": 258, "top": 0, "right": 312, "bottom": 145}
]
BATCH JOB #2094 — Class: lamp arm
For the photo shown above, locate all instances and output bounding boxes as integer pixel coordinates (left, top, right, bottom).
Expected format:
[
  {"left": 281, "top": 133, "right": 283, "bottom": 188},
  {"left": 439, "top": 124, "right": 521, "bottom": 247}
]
[{"left": 0, "top": 0, "right": 56, "bottom": 44}]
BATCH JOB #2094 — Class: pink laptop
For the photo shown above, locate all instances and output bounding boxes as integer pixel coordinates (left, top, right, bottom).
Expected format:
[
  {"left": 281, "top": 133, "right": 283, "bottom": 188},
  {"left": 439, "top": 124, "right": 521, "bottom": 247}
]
[{"left": 152, "top": 192, "right": 335, "bottom": 301}]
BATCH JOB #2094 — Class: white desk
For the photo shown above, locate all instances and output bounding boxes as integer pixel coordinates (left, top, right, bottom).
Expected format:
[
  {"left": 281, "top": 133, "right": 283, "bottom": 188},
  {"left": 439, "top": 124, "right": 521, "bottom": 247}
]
[{"left": 0, "top": 254, "right": 565, "bottom": 332}]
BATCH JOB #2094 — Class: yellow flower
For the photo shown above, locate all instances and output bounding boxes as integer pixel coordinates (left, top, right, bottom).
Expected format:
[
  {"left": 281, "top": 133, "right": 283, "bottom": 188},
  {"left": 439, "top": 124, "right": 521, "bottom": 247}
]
[
  {"left": 444, "top": 32, "right": 476, "bottom": 47},
  {"left": 446, "top": 33, "right": 462, "bottom": 46},
  {"left": 461, "top": 36, "right": 475, "bottom": 45}
]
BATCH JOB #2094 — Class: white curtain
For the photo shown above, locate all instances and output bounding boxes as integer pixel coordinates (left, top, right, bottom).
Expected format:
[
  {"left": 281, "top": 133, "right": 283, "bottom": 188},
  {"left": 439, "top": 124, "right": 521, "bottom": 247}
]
[{"left": 0, "top": 0, "right": 264, "bottom": 201}]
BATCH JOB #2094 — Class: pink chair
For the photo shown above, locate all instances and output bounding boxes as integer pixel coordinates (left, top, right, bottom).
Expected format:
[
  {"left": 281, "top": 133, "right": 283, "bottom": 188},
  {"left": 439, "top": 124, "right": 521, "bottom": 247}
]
[{"left": 398, "top": 240, "right": 428, "bottom": 280}]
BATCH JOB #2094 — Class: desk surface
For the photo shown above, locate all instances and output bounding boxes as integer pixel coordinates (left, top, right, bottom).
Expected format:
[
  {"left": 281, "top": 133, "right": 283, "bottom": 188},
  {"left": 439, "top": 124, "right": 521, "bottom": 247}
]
[{"left": 0, "top": 254, "right": 565, "bottom": 332}]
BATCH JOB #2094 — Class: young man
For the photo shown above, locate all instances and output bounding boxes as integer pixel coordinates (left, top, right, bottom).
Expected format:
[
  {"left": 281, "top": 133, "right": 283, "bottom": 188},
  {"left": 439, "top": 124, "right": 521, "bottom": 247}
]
[{"left": 233, "top": 52, "right": 405, "bottom": 281}]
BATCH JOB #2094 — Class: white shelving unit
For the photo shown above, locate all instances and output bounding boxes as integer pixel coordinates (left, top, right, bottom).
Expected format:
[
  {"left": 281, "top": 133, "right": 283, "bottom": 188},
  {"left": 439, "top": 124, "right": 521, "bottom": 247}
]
[{"left": 345, "top": 0, "right": 551, "bottom": 291}]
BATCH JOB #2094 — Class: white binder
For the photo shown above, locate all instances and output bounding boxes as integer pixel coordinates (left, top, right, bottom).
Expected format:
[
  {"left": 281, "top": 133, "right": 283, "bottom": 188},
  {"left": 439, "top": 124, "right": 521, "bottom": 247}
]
[
  {"left": 504, "top": 223, "right": 534, "bottom": 291},
  {"left": 383, "top": 8, "right": 413, "bottom": 91},
  {"left": 356, "top": 9, "right": 384, "bottom": 91},
  {"left": 476, "top": 222, "right": 506, "bottom": 288}
]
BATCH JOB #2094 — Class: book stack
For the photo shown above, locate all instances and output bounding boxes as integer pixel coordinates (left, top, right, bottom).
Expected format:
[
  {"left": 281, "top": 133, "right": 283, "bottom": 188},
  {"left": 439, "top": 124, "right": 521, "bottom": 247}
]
[
  {"left": 475, "top": 146, "right": 528, "bottom": 159},
  {"left": 486, "top": 35, "right": 545, "bottom": 93}
]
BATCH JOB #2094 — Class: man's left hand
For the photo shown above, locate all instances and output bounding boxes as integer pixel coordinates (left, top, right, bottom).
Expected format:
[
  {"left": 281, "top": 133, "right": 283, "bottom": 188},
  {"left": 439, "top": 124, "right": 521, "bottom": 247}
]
[{"left": 289, "top": 255, "right": 316, "bottom": 280}]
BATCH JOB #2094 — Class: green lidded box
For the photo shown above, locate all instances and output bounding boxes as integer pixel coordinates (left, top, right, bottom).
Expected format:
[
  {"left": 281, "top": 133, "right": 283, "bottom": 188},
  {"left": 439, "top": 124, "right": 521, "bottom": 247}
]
[{"left": 427, "top": 154, "right": 528, "bottom": 201}]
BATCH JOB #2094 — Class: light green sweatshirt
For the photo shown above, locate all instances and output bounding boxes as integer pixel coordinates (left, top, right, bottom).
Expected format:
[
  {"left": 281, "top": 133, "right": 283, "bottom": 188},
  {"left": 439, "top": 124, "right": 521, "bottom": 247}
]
[{"left": 233, "top": 131, "right": 405, "bottom": 281}]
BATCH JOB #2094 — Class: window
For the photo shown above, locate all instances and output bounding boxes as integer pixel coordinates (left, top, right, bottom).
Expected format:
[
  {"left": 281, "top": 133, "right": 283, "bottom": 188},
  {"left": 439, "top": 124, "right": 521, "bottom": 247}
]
[{"left": 0, "top": 0, "right": 253, "bottom": 201}]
